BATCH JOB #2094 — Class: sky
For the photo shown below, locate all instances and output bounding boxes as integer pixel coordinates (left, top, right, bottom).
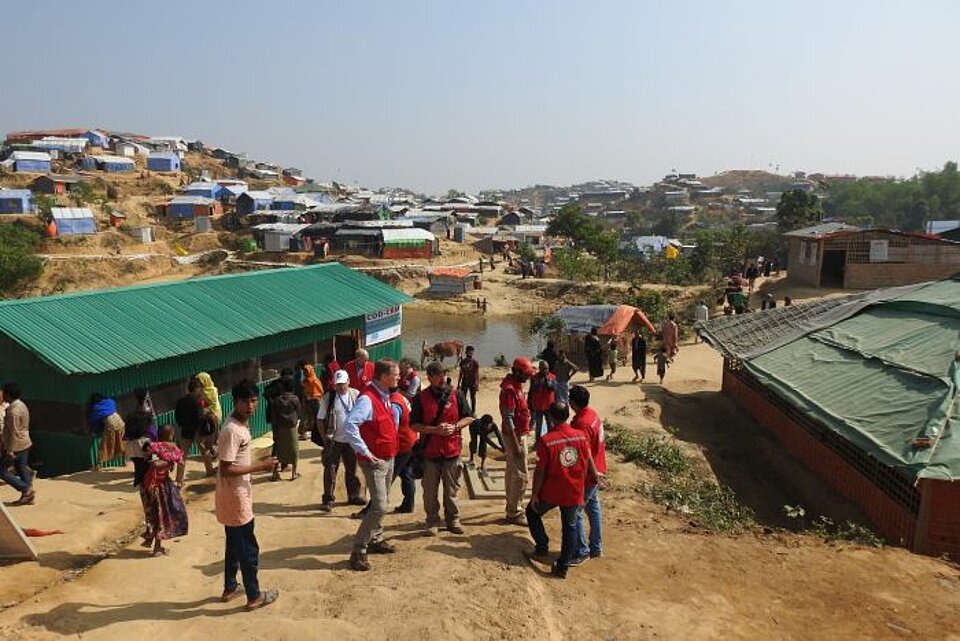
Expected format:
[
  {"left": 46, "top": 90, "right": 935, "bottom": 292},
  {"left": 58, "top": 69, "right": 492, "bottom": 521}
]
[{"left": 3, "top": 0, "right": 959, "bottom": 194}]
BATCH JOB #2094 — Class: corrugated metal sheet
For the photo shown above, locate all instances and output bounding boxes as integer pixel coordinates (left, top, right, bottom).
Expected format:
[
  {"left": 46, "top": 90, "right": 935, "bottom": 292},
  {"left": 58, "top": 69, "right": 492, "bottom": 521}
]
[
  {"left": 50, "top": 207, "right": 95, "bottom": 220},
  {"left": 92, "top": 154, "right": 134, "bottom": 165},
  {"left": 0, "top": 189, "right": 33, "bottom": 199},
  {"left": 169, "top": 196, "right": 214, "bottom": 205},
  {"left": 0, "top": 263, "right": 412, "bottom": 376},
  {"left": 10, "top": 151, "right": 52, "bottom": 162},
  {"left": 381, "top": 228, "right": 435, "bottom": 242}
]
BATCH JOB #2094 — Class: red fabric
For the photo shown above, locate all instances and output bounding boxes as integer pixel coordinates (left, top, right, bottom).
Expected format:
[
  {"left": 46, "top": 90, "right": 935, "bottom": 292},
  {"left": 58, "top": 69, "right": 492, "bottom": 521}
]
[
  {"left": 23, "top": 528, "right": 64, "bottom": 537},
  {"left": 528, "top": 373, "right": 556, "bottom": 412},
  {"left": 324, "top": 360, "right": 341, "bottom": 389},
  {"left": 345, "top": 359, "right": 374, "bottom": 390},
  {"left": 499, "top": 375, "right": 531, "bottom": 435},
  {"left": 358, "top": 387, "right": 399, "bottom": 461},
  {"left": 535, "top": 423, "right": 591, "bottom": 507},
  {"left": 402, "top": 369, "right": 419, "bottom": 395},
  {"left": 418, "top": 388, "right": 463, "bottom": 459},
  {"left": 572, "top": 406, "right": 606, "bottom": 483},
  {"left": 392, "top": 391, "right": 418, "bottom": 453},
  {"left": 144, "top": 441, "right": 183, "bottom": 492}
]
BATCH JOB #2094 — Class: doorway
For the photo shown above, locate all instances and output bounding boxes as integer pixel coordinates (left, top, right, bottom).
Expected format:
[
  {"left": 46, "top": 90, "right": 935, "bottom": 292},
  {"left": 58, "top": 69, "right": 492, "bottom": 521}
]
[{"left": 820, "top": 250, "right": 846, "bottom": 288}]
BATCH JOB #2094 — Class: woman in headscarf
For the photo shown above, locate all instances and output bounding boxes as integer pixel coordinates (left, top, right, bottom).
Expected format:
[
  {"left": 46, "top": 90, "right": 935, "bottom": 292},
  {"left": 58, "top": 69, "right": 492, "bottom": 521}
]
[
  {"left": 584, "top": 327, "right": 604, "bottom": 382},
  {"left": 269, "top": 377, "right": 301, "bottom": 481},
  {"left": 89, "top": 393, "right": 126, "bottom": 468},
  {"left": 300, "top": 364, "right": 324, "bottom": 442},
  {"left": 142, "top": 425, "right": 188, "bottom": 556},
  {"left": 195, "top": 372, "right": 222, "bottom": 436}
]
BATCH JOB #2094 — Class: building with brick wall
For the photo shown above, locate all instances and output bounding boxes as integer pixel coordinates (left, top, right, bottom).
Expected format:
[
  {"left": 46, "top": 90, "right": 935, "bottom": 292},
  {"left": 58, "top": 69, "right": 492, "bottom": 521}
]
[
  {"left": 698, "top": 278, "right": 960, "bottom": 557},
  {"left": 785, "top": 223, "right": 960, "bottom": 289}
]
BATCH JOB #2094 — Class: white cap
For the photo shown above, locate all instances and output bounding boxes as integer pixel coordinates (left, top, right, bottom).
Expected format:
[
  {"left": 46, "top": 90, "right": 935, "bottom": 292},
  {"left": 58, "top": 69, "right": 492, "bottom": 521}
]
[{"left": 334, "top": 370, "right": 350, "bottom": 385}]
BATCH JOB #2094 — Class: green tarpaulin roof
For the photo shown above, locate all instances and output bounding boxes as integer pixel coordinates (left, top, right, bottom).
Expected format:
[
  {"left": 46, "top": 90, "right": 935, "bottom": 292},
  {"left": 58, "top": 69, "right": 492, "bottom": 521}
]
[
  {"left": 700, "top": 277, "right": 960, "bottom": 480},
  {"left": 0, "top": 263, "right": 411, "bottom": 376}
]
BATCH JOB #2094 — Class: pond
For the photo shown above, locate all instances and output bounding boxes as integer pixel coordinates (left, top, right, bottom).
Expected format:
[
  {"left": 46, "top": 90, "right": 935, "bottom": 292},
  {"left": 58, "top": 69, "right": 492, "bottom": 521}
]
[{"left": 401, "top": 307, "right": 544, "bottom": 366}]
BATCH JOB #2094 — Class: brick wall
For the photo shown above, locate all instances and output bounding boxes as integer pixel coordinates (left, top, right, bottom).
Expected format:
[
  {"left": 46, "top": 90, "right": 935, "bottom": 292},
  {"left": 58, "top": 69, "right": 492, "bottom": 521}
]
[
  {"left": 844, "top": 262, "right": 959, "bottom": 289},
  {"left": 722, "top": 366, "right": 918, "bottom": 549},
  {"left": 917, "top": 479, "right": 960, "bottom": 557}
]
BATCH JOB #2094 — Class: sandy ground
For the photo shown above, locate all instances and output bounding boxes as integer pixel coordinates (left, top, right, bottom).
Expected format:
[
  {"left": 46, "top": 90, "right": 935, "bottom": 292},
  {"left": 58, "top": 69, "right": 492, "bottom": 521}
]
[{"left": 0, "top": 343, "right": 958, "bottom": 640}]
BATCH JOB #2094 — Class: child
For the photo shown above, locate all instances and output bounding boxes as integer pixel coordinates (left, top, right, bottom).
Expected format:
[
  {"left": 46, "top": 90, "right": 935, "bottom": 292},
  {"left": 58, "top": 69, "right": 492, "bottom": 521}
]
[
  {"left": 142, "top": 425, "right": 189, "bottom": 556},
  {"left": 605, "top": 337, "right": 618, "bottom": 382},
  {"left": 468, "top": 414, "right": 504, "bottom": 475},
  {"left": 654, "top": 346, "right": 670, "bottom": 385}
]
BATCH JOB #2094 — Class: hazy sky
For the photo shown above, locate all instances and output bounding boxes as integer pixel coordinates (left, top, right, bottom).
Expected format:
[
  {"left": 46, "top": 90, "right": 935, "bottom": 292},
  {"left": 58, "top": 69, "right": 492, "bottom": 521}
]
[{"left": 3, "top": 1, "right": 958, "bottom": 193}]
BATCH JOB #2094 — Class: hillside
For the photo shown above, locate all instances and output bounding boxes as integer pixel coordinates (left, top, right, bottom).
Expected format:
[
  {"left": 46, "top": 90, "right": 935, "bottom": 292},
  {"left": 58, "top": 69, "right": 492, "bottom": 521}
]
[{"left": 700, "top": 169, "right": 797, "bottom": 193}]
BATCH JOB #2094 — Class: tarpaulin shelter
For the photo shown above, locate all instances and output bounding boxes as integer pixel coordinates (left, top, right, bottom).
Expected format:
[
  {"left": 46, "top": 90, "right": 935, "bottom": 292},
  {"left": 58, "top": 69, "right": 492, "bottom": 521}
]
[
  {"left": 50, "top": 207, "right": 96, "bottom": 235},
  {"left": 699, "top": 276, "right": 960, "bottom": 556},
  {"left": 427, "top": 267, "right": 476, "bottom": 295},
  {"left": 552, "top": 304, "right": 657, "bottom": 369}
]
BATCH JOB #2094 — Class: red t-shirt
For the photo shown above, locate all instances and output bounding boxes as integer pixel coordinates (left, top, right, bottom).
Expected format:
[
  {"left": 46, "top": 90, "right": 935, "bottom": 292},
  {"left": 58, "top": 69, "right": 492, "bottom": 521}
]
[
  {"left": 535, "top": 423, "right": 591, "bottom": 507},
  {"left": 499, "top": 375, "right": 531, "bottom": 435},
  {"left": 572, "top": 406, "right": 606, "bottom": 485}
]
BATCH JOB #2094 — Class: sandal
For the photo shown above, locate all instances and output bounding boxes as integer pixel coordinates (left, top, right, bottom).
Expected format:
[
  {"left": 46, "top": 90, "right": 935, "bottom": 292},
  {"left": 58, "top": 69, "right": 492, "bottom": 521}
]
[
  {"left": 245, "top": 588, "right": 279, "bottom": 611},
  {"left": 221, "top": 587, "right": 243, "bottom": 603}
]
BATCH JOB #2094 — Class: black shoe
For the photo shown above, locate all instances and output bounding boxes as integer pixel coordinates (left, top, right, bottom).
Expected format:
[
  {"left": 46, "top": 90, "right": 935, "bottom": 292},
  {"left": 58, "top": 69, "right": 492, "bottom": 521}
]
[
  {"left": 550, "top": 562, "right": 568, "bottom": 579},
  {"left": 589, "top": 550, "right": 602, "bottom": 559},
  {"left": 350, "top": 507, "right": 369, "bottom": 520},
  {"left": 393, "top": 504, "right": 413, "bottom": 514},
  {"left": 568, "top": 555, "right": 589, "bottom": 567},
  {"left": 350, "top": 552, "right": 370, "bottom": 571},
  {"left": 525, "top": 547, "right": 549, "bottom": 561},
  {"left": 348, "top": 497, "right": 368, "bottom": 506},
  {"left": 368, "top": 539, "right": 396, "bottom": 554},
  {"left": 318, "top": 502, "right": 334, "bottom": 513}
]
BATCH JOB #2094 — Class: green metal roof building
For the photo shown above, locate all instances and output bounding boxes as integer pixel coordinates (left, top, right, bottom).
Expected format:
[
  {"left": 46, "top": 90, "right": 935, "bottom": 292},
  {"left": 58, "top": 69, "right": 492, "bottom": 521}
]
[
  {"left": 699, "top": 276, "right": 960, "bottom": 556},
  {"left": 0, "top": 263, "right": 412, "bottom": 476}
]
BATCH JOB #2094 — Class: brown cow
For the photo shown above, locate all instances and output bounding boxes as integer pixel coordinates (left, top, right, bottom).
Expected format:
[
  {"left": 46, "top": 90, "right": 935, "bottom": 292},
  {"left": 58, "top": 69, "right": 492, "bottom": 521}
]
[{"left": 421, "top": 339, "right": 465, "bottom": 368}]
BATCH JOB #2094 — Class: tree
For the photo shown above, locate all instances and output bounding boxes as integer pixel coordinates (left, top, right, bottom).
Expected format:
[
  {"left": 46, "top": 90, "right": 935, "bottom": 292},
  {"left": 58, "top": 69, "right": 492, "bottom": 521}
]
[
  {"left": 777, "top": 190, "right": 823, "bottom": 233},
  {"left": 0, "top": 224, "right": 43, "bottom": 294}
]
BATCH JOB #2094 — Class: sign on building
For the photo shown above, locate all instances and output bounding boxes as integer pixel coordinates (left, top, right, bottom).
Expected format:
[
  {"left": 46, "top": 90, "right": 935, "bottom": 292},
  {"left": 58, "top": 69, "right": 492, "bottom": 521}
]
[{"left": 365, "top": 306, "right": 402, "bottom": 346}]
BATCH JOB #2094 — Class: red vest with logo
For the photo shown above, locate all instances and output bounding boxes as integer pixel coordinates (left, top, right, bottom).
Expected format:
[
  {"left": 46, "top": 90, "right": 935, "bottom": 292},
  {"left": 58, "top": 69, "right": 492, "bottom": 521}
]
[
  {"left": 391, "top": 391, "right": 418, "bottom": 454},
  {"left": 528, "top": 373, "right": 557, "bottom": 412},
  {"left": 499, "top": 376, "right": 531, "bottom": 435},
  {"left": 535, "top": 423, "right": 591, "bottom": 506},
  {"left": 572, "top": 406, "right": 606, "bottom": 484},
  {"left": 346, "top": 359, "right": 375, "bottom": 391},
  {"left": 417, "top": 387, "right": 463, "bottom": 460},
  {"left": 358, "top": 386, "right": 399, "bottom": 461}
]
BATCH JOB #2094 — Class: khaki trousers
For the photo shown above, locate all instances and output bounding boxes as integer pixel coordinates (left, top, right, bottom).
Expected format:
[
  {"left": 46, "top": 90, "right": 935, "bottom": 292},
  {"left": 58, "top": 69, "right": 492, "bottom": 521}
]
[
  {"left": 422, "top": 458, "right": 462, "bottom": 528},
  {"left": 503, "top": 431, "right": 528, "bottom": 520}
]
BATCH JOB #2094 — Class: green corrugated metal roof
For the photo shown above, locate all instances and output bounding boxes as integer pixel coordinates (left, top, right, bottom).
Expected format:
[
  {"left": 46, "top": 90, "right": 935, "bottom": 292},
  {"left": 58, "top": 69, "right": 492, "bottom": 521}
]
[{"left": 0, "top": 263, "right": 411, "bottom": 375}]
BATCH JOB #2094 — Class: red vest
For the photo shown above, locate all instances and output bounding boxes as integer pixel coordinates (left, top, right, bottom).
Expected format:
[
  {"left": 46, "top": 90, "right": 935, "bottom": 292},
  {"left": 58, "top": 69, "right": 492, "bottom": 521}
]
[
  {"left": 499, "top": 376, "right": 531, "bottom": 435},
  {"left": 401, "top": 369, "right": 420, "bottom": 398},
  {"left": 324, "top": 361, "right": 341, "bottom": 389},
  {"left": 535, "top": 423, "right": 591, "bottom": 507},
  {"left": 528, "top": 373, "right": 556, "bottom": 412},
  {"left": 417, "top": 387, "right": 463, "bottom": 460},
  {"left": 572, "top": 406, "right": 606, "bottom": 484},
  {"left": 358, "top": 386, "right": 399, "bottom": 461},
  {"left": 391, "top": 391, "right": 418, "bottom": 453},
  {"left": 346, "top": 359, "right": 374, "bottom": 390}
]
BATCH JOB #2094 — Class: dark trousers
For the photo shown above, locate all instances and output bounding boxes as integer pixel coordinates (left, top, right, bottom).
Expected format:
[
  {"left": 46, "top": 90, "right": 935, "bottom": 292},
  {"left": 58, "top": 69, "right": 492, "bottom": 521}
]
[
  {"left": 0, "top": 449, "right": 33, "bottom": 494},
  {"left": 322, "top": 440, "right": 363, "bottom": 504},
  {"left": 224, "top": 519, "right": 260, "bottom": 602},
  {"left": 465, "top": 388, "right": 477, "bottom": 414},
  {"left": 632, "top": 356, "right": 646, "bottom": 379},
  {"left": 394, "top": 449, "right": 416, "bottom": 510},
  {"left": 526, "top": 501, "right": 581, "bottom": 569},
  {"left": 469, "top": 425, "right": 504, "bottom": 462}
]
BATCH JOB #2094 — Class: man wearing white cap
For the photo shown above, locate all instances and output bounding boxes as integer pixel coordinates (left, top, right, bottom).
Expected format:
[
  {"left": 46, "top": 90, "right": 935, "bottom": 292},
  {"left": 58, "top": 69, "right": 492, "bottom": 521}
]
[{"left": 318, "top": 369, "right": 365, "bottom": 511}]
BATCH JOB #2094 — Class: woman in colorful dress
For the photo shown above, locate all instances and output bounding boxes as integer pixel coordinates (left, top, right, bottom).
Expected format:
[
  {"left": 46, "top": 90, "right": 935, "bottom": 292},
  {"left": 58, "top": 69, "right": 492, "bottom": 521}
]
[{"left": 142, "top": 425, "right": 189, "bottom": 556}]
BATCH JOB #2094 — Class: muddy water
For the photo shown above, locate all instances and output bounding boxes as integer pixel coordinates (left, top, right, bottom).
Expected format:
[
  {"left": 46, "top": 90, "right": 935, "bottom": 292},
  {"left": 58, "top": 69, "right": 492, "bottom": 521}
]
[{"left": 401, "top": 307, "right": 543, "bottom": 365}]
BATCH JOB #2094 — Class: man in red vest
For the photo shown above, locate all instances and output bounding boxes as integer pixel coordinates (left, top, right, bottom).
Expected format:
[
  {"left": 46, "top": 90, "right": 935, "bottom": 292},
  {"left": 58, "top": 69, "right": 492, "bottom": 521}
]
[
  {"left": 569, "top": 385, "right": 606, "bottom": 562},
  {"left": 499, "top": 356, "right": 535, "bottom": 525},
  {"left": 343, "top": 359, "right": 400, "bottom": 571},
  {"left": 398, "top": 359, "right": 421, "bottom": 400},
  {"left": 411, "top": 361, "right": 474, "bottom": 536},
  {"left": 527, "top": 360, "right": 557, "bottom": 444},
  {"left": 344, "top": 348, "right": 374, "bottom": 391},
  {"left": 525, "top": 402, "right": 602, "bottom": 579},
  {"left": 390, "top": 387, "right": 418, "bottom": 514}
]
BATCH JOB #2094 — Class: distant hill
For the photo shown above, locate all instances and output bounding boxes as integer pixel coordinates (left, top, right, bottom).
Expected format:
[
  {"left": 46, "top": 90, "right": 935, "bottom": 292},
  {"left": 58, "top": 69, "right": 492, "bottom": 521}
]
[{"left": 700, "top": 170, "right": 796, "bottom": 194}]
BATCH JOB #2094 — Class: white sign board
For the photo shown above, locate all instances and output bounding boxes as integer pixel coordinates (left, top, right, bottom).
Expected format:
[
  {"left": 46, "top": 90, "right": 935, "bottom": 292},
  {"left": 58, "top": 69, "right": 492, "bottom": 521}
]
[
  {"left": 365, "top": 306, "right": 402, "bottom": 346},
  {"left": 0, "top": 501, "right": 38, "bottom": 561},
  {"left": 869, "top": 240, "right": 889, "bottom": 262}
]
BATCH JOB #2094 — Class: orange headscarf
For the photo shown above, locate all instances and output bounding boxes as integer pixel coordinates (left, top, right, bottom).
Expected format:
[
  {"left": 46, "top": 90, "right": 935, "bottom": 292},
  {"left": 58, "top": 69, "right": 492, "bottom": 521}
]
[{"left": 302, "top": 364, "right": 324, "bottom": 400}]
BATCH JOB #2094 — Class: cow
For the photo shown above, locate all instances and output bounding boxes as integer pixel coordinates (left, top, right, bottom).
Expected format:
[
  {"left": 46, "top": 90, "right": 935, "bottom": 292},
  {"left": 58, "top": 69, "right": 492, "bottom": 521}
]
[{"left": 421, "top": 339, "right": 465, "bottom": 368}]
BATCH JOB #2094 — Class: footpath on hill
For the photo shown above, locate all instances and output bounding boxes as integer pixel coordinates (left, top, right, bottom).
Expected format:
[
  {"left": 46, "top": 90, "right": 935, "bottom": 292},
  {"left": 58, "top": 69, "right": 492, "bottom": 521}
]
[{"left": 0, "top": 344, "right": 958, "bottom": 641}]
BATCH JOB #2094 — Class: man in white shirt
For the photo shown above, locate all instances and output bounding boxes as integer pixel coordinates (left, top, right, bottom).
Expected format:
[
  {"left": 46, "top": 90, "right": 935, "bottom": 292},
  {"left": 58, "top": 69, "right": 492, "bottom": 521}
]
[
  {"left": 694, "top": 302, "right": 709, "bottom": 343},
  {"left": 318, "top": 370, "right": 365, "bottom": 511}
]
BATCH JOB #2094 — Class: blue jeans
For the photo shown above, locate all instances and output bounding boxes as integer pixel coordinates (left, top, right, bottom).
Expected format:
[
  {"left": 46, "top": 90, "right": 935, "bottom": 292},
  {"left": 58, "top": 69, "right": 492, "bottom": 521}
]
[
  {"left": 577, "top": 484, "right": 602, "bottom": 557},
  {"left": 531, "top": 411, "right": 547, "bottom": 442},
  {"left": 555, "top": 380, "right": 570, "bottom": 405},
  {"left": 224, "top": 519, "right": 260, "bottom": 602},
  {"left": 394, "top": 450, "right": 416, "bottom": 510},
  {"left": 1, "top": 449, "right": 33, "bottom": 494},
  {"left": 526, "top": 500, "right": 581, "bottom": 569}
]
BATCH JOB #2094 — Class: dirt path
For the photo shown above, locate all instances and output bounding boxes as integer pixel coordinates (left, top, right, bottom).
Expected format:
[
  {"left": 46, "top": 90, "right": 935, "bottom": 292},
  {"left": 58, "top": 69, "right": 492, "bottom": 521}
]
[{"left": 0, "top": 344, "right": 958, "bottom": 640}]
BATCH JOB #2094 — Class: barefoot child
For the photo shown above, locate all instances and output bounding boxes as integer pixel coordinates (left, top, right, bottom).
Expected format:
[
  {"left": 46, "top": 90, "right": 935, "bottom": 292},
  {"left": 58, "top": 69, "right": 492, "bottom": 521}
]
[
  {"left": 143, "top": 425, "right": 189, "bottom": 556},
  {"left": 654, "top": 346, "right": 670, "bottom": 385}
]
